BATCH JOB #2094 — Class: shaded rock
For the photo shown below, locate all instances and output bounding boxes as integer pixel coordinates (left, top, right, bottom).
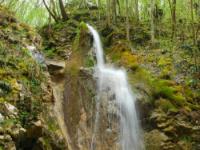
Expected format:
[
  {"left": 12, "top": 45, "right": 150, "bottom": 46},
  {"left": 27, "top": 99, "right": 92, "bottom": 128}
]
[
  {"left": 27, "top": 120, "right": 43, "bottom": 138},
  {"left": 45, "top": 59, "right": 65, "bottom": 75},
  {"left": 150, "top": 109, "right": 167, "bottom": 122},
  {"left": 144, "top": 129, "right": 169, "bottom": 150}
]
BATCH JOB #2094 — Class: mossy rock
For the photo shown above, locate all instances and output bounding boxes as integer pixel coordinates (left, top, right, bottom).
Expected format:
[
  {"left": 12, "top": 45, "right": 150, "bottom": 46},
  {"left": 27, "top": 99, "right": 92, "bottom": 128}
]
[
  {"left": 120, "top": 51, "right": 139, "bottom": 70},
  {"left": 155, "top": 98, "right": 178, "bottom": 113},
  {"left": 108, "top": 42, "right": 133, "bottom": 62}
]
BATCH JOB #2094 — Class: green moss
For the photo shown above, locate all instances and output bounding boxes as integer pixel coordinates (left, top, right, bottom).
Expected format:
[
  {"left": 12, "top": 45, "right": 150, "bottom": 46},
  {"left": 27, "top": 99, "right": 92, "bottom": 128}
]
[
  {"left": 80, "top": 21, "right": 88, "bottom": 30},
  {"left": 72, "top": 30, "right": 81, "bottom": 51},
  {"left": 129, "top": 66, "right": 188, "bottom": 108},
  {"left": 171, "top": 94, "right": 186, "bottom": 106},
  {"left": 47, "top": 117, "right": 58, "bottom": 132},
  {"left": 85, "top": 56, "right": 95, "bottom": 67},
  {"left": 43, "top": 137, "right": 52, "bottom": 149},
  {"left": 154, "top": 85, "right": 176, "bottom": 99},
  {"left": 1, "top": 118, "right": 18, "bottom": 128},
  {"left": 151, "top": 79, "right": 187, "bottom": 106},
  {"left": 120, "top": 51, "right": 139, "bottom": 70},
  {"left": 179, "top": 136, "right": 192, "bottom": 142},
  {"left": 159, "top": 67, "right": 172, "bottom": 79},
  {"left": 158, "top": 57, "right": 172, "bottom": 67},
  {"left": 156, "top": 98, "right": 178, "bottom": 113}
]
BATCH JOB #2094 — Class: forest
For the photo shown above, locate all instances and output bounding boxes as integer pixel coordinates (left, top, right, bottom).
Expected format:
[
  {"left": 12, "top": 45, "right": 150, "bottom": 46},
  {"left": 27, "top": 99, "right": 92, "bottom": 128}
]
[{"left": 0, "top": 0, "right": 199, "bottom": 150}]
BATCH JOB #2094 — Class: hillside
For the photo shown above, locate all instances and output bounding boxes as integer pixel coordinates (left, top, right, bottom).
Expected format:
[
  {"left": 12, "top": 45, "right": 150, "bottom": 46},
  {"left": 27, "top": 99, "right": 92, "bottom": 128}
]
[{"left": 0, "top": 1, "right": 200, "bottom": 150}]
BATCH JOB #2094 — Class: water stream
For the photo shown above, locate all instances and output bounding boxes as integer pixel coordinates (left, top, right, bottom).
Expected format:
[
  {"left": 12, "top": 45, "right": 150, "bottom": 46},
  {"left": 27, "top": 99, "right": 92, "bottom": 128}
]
[{"left": 87, "top": 24, "right": 144, "bottom": 150}]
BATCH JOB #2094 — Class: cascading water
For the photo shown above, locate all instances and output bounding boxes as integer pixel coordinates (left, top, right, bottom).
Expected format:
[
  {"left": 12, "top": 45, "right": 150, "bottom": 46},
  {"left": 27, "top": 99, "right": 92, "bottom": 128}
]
[{"left": 87, "top": 24, "right": 144, "bottom": 150}]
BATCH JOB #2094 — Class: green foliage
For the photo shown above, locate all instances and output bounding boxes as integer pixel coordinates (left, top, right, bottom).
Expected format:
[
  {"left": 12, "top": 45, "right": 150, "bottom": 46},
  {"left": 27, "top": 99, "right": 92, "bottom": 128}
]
[{"left": 2, "top": 0, "right": 48, "bottom": 27}]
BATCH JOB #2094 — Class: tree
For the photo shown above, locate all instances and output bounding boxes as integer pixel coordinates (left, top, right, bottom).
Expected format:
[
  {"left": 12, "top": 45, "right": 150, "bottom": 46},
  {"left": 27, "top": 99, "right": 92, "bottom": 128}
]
[
  {"left": 150, "top": 0, "right": 155, "bottom": 44},
  {"left": 125, "top": 0, "right": 130, "bottom": 41},
  {"left": 59, "top": 0, "right": 68, "bottom": 20},
  {"left": 106, "top": 0, "right": 111, "bottom": 25},
  {"left": 111, "top": 0, "right": 117, "bottom": 23},
  {"left": 134, "top": 0, "right": 139, "bottom": 22},
  {"left": 43, "top": 0, "right": 68, "bottom": 22},
  {"left": 168, "top": 0, "right": 176, "bottom": 40}
]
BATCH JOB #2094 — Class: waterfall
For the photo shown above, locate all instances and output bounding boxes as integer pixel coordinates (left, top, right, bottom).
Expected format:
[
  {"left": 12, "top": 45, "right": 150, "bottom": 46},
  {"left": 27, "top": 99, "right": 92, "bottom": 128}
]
[{"left": 87, "top": 24, "right": 144, "bottom": 150}]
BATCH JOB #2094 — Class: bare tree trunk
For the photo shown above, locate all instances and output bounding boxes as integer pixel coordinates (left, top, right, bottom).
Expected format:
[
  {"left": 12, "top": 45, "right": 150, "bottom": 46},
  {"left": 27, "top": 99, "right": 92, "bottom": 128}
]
[
  {"left": 110, "top": 0, "right": 117, "bottom": 23},
  {"left": 43, "top": 0, "right": 58, "bottom": 22},
  {"left": 172, "top": 0, "right": 176, "bottom": 39},
  {"left": 97, "top": 0, "right": 101, "bottom": 20},
  {"left": 135, "top": 0, "right": 139, "bottom": 23},
  {"left": 190, "top": 0, "right": 196, "bottom": 45},
  {"left": 150, "top": 0, "right": 155, "bottom": 44},
  {"left": 168, "top": 0, "right": 176, "bottom": 40},
  {"left": 125, "top": 0, "right": 130, "bottom": 41},
  {"left": 106, "top": 0, "right": 111, "bottom": 25},
  {"left": 59, "top": 0, "right": 68, "bottom": 21},
  {"left": 190, "top": 0, "right": 198, "bottom": 72}
]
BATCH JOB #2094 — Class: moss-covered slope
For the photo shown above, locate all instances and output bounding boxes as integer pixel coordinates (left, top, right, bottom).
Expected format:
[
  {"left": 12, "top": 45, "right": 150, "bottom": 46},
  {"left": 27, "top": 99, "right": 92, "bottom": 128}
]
[
  {"left": 0, "top": 5, "right": 67, "bottom": 150},
  {"left": 40, "top": 7, "right": 200, "bottom": 150}
]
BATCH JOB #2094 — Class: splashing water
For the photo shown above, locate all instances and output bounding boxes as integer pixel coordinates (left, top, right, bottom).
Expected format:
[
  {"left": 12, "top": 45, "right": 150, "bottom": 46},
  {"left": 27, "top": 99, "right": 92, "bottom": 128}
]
[{"left": 87, "top": 24, "right": 144, "bottom": 150}]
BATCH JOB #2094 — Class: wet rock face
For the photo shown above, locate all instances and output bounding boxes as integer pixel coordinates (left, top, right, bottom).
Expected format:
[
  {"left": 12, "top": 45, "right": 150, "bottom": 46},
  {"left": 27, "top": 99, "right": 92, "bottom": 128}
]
[
  {"left": 63, "top": 68, "right": 122, "bottom": 150},
  {"left": 61, "top": 24, "right": 120, "bottom": 150}
]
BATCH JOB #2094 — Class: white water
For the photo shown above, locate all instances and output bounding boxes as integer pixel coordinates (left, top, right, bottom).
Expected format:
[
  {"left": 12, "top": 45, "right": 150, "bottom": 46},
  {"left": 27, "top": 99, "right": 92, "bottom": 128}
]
[{"left": 87, "top": 24, "right": 144, "bottom": 150}]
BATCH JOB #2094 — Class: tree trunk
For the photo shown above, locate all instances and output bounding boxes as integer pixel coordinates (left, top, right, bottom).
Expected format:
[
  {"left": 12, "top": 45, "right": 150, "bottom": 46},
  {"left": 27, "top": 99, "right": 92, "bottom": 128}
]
[
  {"left": 106, "top": 0, "right": 111, "bottom": 25},
  {"left": 125, "top": 0, "right": 130, "bottom": 41},
  {"left": 168, "top": 0, "right": 176, "bottom": 40},
  {"left": 135, "top": 0, "right": 139, "bottom": 23},
  {"left": 150, "top": 0, "right": 155, "bottom": 44},
  {"left": 190, "top": 0, "right": 196, "bottom": 45},
  {"left": 97, "top": 0, "right": 101, "bottom": 20},
  {"left": 172, "top": 0, "right": 176, "bottom": 39},
  {"left": 43, "top": 0, "right": 58, "bottom": 22},
  {"left": 111, "top": 0, "right": 117, "bottom": 23},
  {"left": 59, "top": 0, "right": 68, "bottom": 21}
]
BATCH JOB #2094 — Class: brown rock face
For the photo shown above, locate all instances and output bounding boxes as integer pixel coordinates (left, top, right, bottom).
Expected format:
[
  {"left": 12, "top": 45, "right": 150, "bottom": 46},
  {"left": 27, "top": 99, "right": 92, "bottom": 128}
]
[{"left": 62, "top": 25, "right": 121, "bottom": 150}]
